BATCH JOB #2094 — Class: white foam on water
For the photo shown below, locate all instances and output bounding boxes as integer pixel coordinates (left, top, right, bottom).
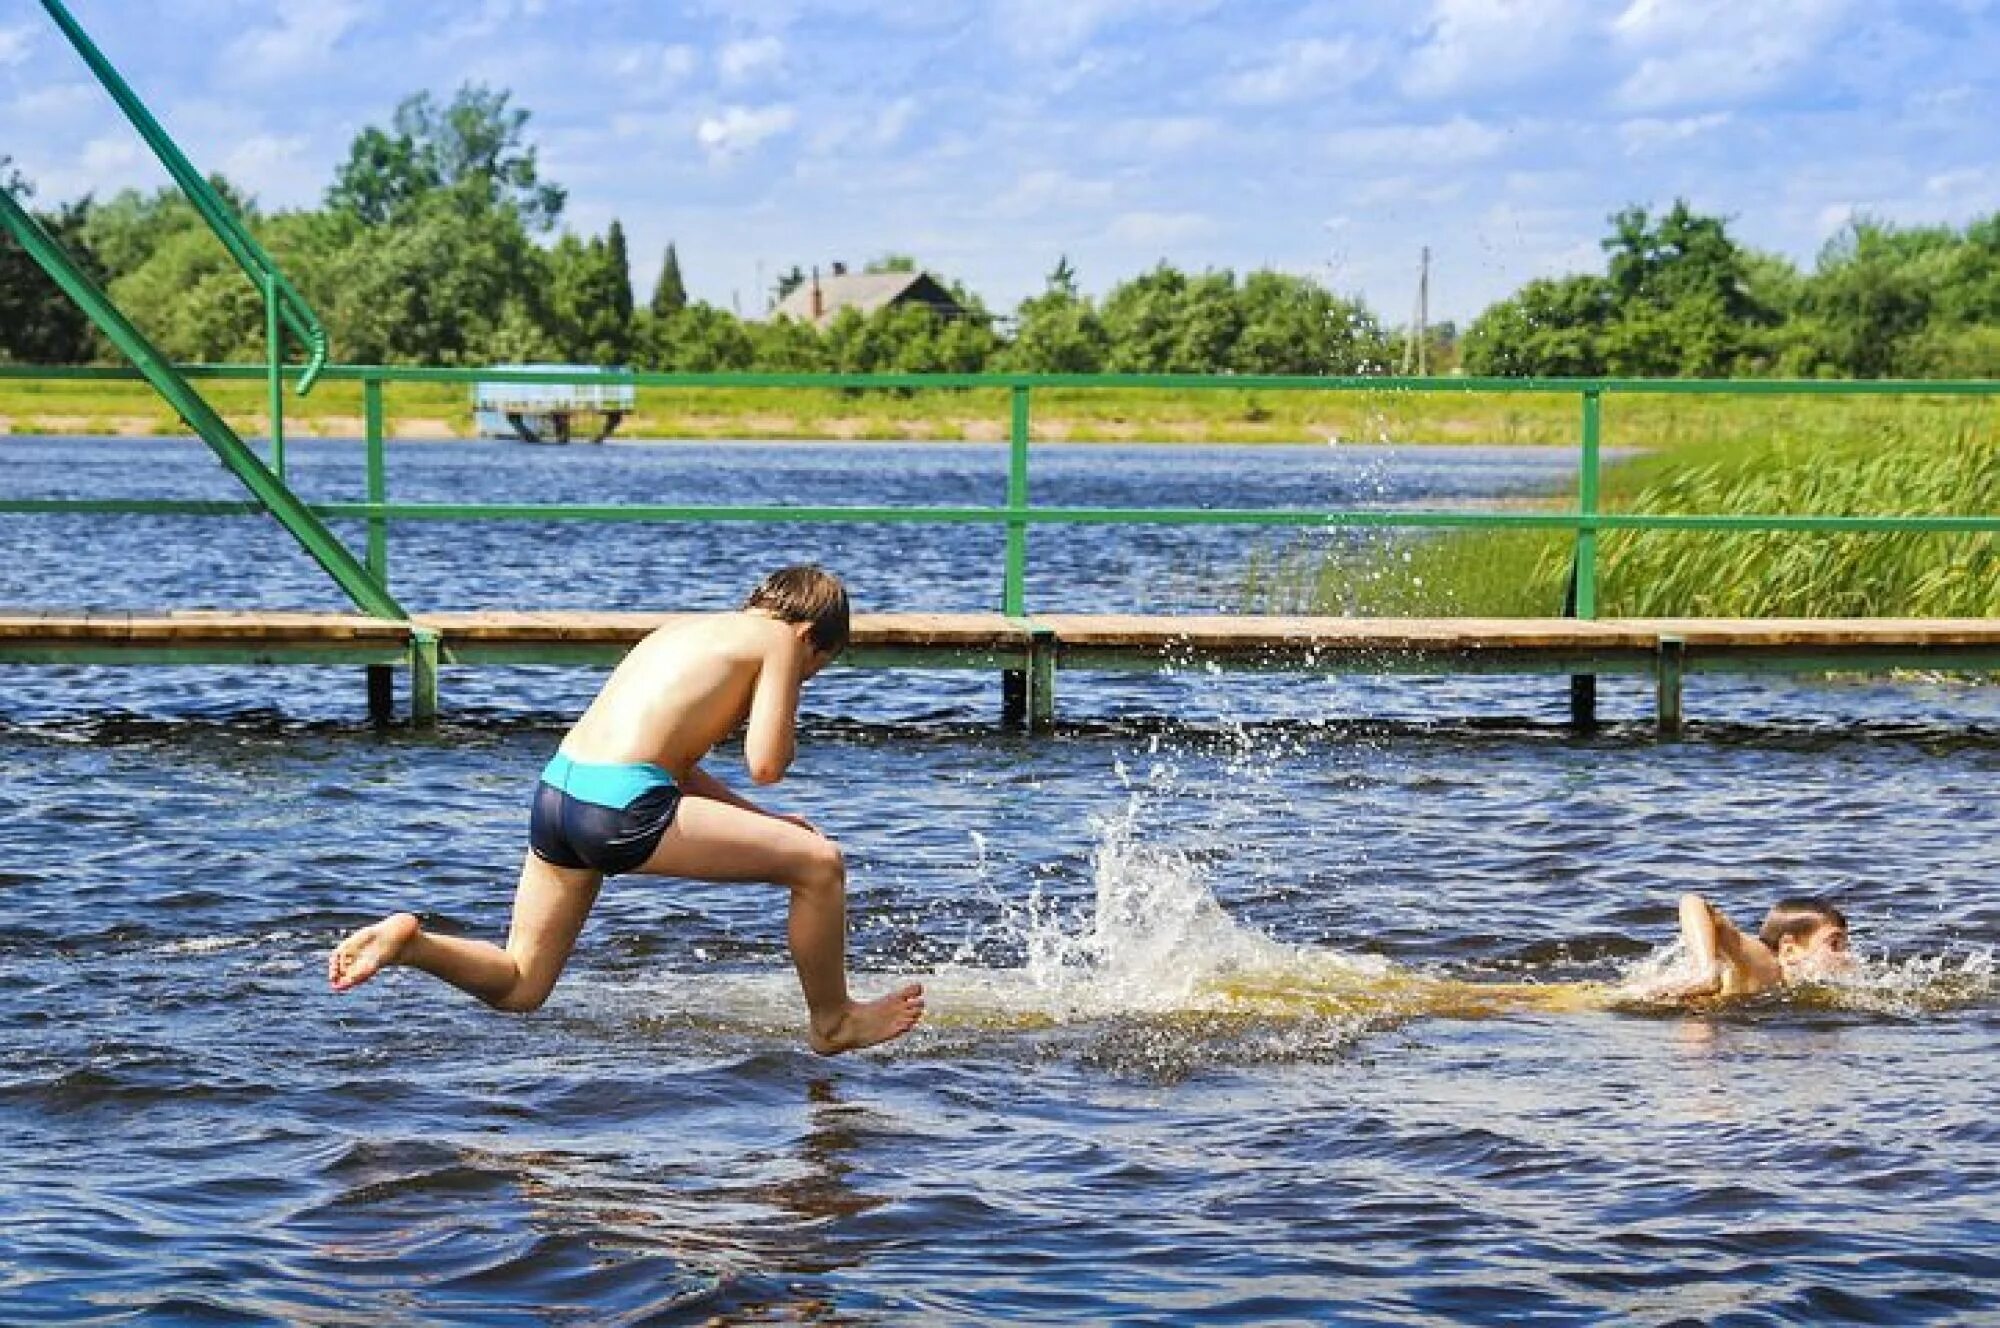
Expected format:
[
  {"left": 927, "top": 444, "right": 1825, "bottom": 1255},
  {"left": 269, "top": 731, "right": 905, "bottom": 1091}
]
[
  {"left": 1611, "top": 940, "right": 1997, "bottom": 1015},
  {"left": 916, "top": 795, "right": 1405, "bottom": 1030}
]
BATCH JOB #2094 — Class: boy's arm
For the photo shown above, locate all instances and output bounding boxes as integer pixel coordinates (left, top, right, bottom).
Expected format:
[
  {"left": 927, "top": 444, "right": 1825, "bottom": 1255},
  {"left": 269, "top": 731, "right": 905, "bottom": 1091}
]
[
  {"left": 680, "top": 763, "right": 768, "bottom": 814},
  {"left": 742, "top": 631, "right": 806, "bottom": 786},
  {"left": 1675, "top": 893, "right": 1731, "bottom": 996}
]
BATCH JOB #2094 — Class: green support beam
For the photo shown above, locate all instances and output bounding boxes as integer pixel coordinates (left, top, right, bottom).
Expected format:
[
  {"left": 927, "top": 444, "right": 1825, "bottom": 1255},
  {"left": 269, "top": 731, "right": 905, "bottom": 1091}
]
[{"left": 0, "top": 191, "right": 403, "bottom": 619}]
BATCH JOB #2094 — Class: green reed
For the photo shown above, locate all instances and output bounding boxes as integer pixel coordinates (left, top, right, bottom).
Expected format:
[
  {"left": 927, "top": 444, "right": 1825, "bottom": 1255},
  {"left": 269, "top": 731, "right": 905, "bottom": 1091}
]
[{"left": 1296, "top": 407, "right": 1998, "bottom": 618}]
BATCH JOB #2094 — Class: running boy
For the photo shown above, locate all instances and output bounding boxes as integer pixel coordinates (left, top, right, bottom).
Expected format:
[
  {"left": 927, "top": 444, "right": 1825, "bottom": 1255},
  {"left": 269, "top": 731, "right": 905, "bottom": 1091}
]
[
  {"left": 328, "top": 565, "right": 925, "bottom": 1055},
  {"left": 1663, "top": 893, "right": 1853, "bottom": 998}
]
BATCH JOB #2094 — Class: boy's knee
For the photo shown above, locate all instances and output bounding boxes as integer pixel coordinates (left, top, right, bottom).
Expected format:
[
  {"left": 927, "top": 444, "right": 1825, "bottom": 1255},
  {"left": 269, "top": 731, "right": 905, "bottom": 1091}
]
[
  {"left": 490, "top": 977, "right": 554, "bottom": 1014},
  {"left": 796, "top": 838, "right": 845, "bottom": 893}
]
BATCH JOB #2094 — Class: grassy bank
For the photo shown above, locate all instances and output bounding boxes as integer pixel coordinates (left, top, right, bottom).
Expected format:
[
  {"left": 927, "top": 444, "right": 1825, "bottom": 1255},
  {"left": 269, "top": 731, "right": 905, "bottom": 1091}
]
[
  {"left": 1303, "top": 404, "right": 1998, "bottom": 618},
  {"left": 4, "top": 375, "right": 1992, "bottom": 449}
]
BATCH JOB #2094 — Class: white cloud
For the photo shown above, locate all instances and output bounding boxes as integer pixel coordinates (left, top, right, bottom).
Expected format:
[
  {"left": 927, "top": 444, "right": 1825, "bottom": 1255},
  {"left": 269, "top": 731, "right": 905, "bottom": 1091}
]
[
  {"left": 1327, "top": 116, "right": 1511, "bottom": 166},
  {"left": 1107, "top": 210, "right": 1215, "bottom": 247},
  {"left": 1102, "top": 116, "right": 1223, "bottom": 155},
  {"left": 9, "top": 82, "right": 99, "bottom": 123},
  {"left": 696, "top": 103, "right": 797, "bottom": 158},
  {"left": 991, "top": 0, "right": 1217, "bottom": 58},
  {"left": 1617, "top": 112, "right": 1730, "bottom": 155},
  {"left": 0, "top": 25, "right": 34, "bottom": 68},
  {"left": 1224, "top": 37, "right": 1377, "bottom": 105},
  {"left": 219, "top": 132, "right": 317, "bottom": 205},
  {"left": 1403, "top": 0, "right": 1591, "bottom": 98},
  {"left": 993, "top": 168, "right": 1118, "bottom": 218},
  {"left": 719, "top": 36, "right": 785, "bottom": 84},
  {"left": 1612, "top": 0, "right": 1851, "bottom": 110},
  {"left": 615, "top": 43, "right": 700, "bottom": 87},
  {"left": 1924, "top": 167, "right": 1988, "bottom": 199},
  {"left": 224, "top": 1, "right": 369, "bottom": 80}
]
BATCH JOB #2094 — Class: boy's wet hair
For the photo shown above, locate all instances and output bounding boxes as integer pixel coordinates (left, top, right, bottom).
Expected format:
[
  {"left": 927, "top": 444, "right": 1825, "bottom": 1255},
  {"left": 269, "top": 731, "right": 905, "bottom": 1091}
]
[
  {"left": 745, "top": 564, "right": 850, "bottom": 656},
  {"left": 1759, "top": 897, "right": 1847, "bottom": 951}
]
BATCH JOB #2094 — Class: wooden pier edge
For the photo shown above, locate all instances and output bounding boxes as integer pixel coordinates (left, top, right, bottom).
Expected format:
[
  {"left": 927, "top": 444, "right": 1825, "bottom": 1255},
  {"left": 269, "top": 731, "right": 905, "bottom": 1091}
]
[{"left": 0, "top": 610, "right": 1995, "bottom": 732}]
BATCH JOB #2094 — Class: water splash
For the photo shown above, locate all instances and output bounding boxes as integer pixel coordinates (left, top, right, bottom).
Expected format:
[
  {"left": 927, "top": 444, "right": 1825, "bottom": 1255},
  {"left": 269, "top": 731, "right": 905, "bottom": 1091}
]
[
  {"left": 1610, "top": 941, "right": 1997, "bottom": 1015},
  {"left": 924, "top": 800, "right": 1402, "bottom": 1029}
]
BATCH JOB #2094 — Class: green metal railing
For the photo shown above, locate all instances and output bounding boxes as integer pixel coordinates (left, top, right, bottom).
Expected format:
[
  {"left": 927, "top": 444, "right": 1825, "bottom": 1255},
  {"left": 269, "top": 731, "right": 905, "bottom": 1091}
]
[
  {"left": 2, "top": 0, "right": 399, "bottom": 617},
  {"left": 1, "top": 365, "right": 1996, "bottom": 623}
]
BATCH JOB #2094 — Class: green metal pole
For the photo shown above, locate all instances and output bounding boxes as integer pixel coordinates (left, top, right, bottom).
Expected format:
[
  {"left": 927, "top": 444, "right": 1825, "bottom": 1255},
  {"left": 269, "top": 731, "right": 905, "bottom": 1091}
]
[
  {"left": 0, "top": 188, "right": 404, "bottom": 619},
  {"left": 264, "top": 271, "right": 285, "bottom": 478},
  {"left": 364, "top": 378, "right": 389, "bottom": 584},
  {"left": 1005, "top": 384, "right": 1031, "bottom": 616},
  {"left": 1575, "top": 388, "right": 1602, "bottom": 619}
]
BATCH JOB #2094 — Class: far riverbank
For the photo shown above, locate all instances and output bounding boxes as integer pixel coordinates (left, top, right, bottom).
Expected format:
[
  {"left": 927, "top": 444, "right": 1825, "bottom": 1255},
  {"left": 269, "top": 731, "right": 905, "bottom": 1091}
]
[{"left": 5, "top": 378, "right": 1994, "bottom": 451}]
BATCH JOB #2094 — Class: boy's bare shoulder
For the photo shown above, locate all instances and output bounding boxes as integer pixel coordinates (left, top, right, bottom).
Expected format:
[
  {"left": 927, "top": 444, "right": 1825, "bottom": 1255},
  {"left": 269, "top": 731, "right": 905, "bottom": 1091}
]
[{"left": 641, "top": 610, "right": 776, "bottom": 652}]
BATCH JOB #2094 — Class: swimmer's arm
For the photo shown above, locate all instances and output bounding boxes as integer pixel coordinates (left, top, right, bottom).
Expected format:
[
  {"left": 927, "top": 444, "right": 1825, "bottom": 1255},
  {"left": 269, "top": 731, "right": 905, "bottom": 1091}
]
[
  {"left": 1674, "top": 893, "right": 1770, "bottom": 996},
  {"left": 742, "top": 633, "right": 805, "bottom": 786}
]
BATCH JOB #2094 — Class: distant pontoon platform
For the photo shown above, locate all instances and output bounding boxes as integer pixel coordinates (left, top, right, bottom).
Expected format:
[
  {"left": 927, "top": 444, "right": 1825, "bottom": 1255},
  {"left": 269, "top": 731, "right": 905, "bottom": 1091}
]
[{"left": 472, "top": 364, "right": 635, "bottom": 444}]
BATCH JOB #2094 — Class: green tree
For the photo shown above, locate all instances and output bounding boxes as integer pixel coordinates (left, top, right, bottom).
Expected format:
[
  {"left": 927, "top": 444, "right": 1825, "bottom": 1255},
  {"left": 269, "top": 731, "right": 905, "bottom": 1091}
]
[
  {"left": 540, "top": 219, "right": 634, "bottom": 362},
  {"left": 1232, "top": 270, "right": 1384, "bottom": 375},
  {"left": 1798, "top": 219, "right": 1951, "bottom": 377},
  {"left": 1598, "top": 201, "right": 1771, "bottom": 375},
  {"left": 0, "top": 161, "right": 105, "bottom": 363},
  {"left": 650, "top": 242, "right": 688, "bottom": 316},
  {"left": 315, "top": 187, "right": 550, "bottom": 364},
  {"left": 772, "top": 264, "right": 806, "bottom": 306},
  {"left": 328, "top": 85, "right": 565, "bottom": 232},
  {"left": 641, "top": 302, "right": 755, "bottom": 370},
  {"left": 1007, "top": 260, "right": 1109, "bottom": 372},
  {"left": 1460, "top": 274, "right": 1613, "bottom": 376}
]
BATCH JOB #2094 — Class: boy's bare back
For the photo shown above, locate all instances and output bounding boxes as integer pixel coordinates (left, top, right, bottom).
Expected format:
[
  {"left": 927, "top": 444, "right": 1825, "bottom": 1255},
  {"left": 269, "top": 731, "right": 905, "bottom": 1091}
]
[{"left": 563, "top": 612, "right": 811, "bottom": 779}]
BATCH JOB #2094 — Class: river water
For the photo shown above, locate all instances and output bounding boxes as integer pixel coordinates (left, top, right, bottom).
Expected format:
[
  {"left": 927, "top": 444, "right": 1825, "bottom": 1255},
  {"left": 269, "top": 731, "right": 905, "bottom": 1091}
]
[{"left": 1, "top": 436, "right": 1995, "bottom": 1324}]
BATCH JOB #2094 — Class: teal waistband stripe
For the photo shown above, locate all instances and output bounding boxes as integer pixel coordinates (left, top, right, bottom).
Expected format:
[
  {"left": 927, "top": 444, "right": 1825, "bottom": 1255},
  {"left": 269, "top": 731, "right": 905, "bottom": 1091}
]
[{"left": 541, "top": 752, "right": 677, "bottom": 809}]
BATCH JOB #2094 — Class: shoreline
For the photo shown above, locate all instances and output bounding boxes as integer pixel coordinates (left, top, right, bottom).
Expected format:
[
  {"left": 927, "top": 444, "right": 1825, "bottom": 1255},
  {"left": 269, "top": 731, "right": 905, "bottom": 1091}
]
[{"left": 0, "top": 413, "right": 1566, "bottom": 446}]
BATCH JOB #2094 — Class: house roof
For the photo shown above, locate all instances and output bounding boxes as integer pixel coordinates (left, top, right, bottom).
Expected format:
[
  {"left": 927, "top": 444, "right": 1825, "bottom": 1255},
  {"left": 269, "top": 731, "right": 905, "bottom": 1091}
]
[{"left": 770, "top": 270, "right": 963, "bottom": 326}]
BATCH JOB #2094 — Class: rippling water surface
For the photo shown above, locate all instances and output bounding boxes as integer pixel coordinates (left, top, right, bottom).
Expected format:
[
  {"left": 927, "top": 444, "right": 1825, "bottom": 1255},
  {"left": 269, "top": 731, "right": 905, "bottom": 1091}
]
[{"left": 2, "top": 436, "right": 1996, "bottom": 1324}]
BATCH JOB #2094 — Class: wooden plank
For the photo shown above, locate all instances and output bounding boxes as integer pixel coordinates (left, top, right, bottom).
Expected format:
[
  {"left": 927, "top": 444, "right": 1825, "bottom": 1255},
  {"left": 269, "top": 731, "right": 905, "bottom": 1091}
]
[
  {"left": 0, "top": 611, "right": 132, "bottom": 640},
  {"left": 1625, "top": 617, "right": 2000, "bottom": 648},
  {"left": 0, "top": 609, "right": 1992, "bottom": 656},
  {"left": 1032, "top": 614, "right": 1659, "bottom": 651}
]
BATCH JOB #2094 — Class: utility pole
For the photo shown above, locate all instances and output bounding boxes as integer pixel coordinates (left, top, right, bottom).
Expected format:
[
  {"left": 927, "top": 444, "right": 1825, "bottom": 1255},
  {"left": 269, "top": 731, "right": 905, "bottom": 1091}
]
[{"left": 1401, "top": 246, "right": 1430, "bottom": 376}]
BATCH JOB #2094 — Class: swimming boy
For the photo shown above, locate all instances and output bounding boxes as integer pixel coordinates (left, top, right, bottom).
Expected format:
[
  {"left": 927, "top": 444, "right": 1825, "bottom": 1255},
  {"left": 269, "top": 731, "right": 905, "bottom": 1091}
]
[
  {"left": 1663, "top": 893, "right": 1853, "bottom": 998},
  {"left": 328, "top": 565, "right": 925, "bottom": 1055}
]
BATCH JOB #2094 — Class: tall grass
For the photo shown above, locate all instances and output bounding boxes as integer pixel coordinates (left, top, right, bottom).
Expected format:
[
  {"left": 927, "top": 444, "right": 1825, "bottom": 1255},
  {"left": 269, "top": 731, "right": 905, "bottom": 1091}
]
[{"left": 1300, "top": 410, "right": 1997, "bottom": 618}]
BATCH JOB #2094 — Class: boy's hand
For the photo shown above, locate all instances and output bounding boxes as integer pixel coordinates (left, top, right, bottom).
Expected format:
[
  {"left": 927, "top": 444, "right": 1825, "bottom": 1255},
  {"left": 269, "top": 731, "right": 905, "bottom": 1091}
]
[{"left": 774, "top": 811, "right": 825, "bottom": 837}]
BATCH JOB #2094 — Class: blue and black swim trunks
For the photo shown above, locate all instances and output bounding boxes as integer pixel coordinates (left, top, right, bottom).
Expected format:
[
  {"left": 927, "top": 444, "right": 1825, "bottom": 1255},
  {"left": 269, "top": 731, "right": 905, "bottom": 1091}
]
[{"left": 529, "top": 751, "right": 682, "bottom": 875}]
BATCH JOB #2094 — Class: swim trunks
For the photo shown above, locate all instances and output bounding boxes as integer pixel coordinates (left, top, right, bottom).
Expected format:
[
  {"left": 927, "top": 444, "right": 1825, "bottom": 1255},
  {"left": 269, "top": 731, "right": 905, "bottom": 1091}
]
[{"left": 529, "top": 751, "right": 682, "bottom": 875}]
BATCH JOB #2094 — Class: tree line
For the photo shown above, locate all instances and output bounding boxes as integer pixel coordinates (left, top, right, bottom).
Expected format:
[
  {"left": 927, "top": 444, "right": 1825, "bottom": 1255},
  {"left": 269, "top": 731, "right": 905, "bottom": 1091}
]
[{"left": 4, "top": 86, "right": 1997, "bottom": 378}]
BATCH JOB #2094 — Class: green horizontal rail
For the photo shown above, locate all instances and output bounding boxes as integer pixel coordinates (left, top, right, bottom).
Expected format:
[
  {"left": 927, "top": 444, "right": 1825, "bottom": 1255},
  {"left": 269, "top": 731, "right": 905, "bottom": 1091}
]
[{"left": 2, "top": 498, "right": 1995, "bottom": 536}]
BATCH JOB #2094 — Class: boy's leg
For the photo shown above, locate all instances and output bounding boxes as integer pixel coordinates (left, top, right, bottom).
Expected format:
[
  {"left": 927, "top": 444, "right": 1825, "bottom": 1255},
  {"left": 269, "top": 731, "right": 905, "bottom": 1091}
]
[
  {"left": 329, "top": 853, "right": 601, "bottom": 1013},
  {"left": 636, "top": 795, "right": 923, "bottom": 1052}
]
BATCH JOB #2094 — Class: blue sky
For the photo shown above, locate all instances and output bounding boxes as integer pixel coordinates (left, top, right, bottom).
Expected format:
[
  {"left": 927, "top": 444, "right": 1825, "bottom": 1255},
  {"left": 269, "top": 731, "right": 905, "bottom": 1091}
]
[{"left": 4, "top": 0, "right": 1997, "bottom": 325}]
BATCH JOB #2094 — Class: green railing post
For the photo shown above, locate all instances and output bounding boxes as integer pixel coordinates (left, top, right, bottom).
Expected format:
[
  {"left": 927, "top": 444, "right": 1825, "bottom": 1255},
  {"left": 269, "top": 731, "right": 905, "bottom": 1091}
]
[
  {"left": 264, "top": 270, "right": 285, "bottom": 478},
  {"left": 363, "top": 376, "right": 395, "bottom": 723},
  {"left": 1574, "top": 387, "right": 1603, "bottom": 619},
  {"left": 1004, "top": 383, "right": 1031, "bottom": 616},
  {"left": 364, "top": 378, "right": 389, "bottom": 585}
]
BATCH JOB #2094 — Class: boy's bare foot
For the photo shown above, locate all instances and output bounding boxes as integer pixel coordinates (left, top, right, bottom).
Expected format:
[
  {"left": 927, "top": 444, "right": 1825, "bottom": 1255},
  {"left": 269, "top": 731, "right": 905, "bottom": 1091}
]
[
  {"left": 810, "top": 983, "right": 926, "bottom": 1055},
  {"left": 328, "top": 912, "right": 421, "bottom": 993}
]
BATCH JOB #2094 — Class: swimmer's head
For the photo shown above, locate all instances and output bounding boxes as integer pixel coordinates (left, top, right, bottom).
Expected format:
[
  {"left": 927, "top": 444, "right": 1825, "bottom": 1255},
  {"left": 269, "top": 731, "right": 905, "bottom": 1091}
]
[
  {"left": 747, "top": 564, "right": 850, "bottom": 661},
  {"left": 1761, "top": 897, "right": 1853, "bottom": 981}
]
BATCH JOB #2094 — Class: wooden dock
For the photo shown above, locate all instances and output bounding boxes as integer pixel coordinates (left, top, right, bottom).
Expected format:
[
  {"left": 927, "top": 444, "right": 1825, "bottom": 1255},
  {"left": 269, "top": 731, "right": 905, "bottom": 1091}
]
[{"left": 1, "top": 610, "right": 1996, "bottom": 733}]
